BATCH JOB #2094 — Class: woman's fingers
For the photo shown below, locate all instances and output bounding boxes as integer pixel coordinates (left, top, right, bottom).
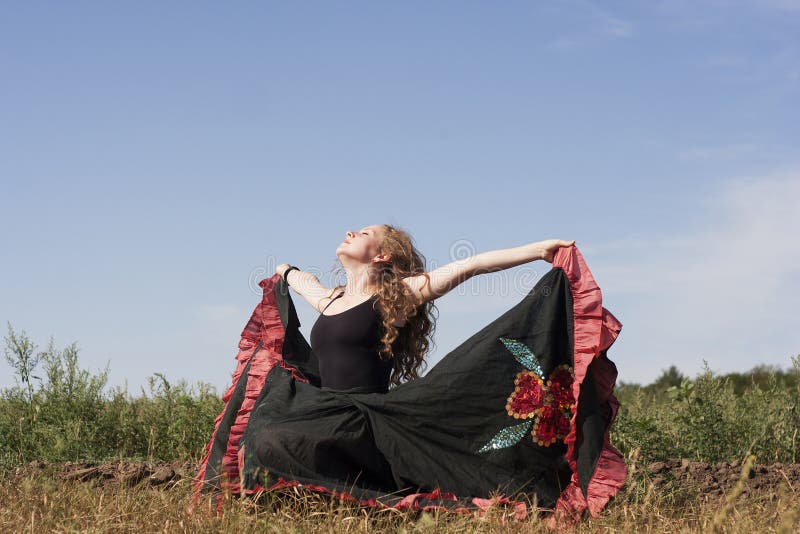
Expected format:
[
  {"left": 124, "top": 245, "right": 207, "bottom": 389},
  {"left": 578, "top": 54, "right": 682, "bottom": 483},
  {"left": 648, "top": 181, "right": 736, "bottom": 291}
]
[{"left": 541, "top": 240, "right": 575, "bottom": 263}]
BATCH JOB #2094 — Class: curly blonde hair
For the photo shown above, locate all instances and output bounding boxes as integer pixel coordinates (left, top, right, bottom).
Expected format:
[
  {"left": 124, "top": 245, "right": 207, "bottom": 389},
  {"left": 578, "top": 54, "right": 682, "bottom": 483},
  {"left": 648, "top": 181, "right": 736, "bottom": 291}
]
[{"left": 330, "top": 224, "right": 437, "bottom": 385}]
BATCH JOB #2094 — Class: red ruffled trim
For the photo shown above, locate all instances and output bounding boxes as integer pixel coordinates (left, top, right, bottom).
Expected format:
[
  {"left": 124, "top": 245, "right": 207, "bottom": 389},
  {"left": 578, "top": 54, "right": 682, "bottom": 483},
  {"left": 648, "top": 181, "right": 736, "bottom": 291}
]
[
  {"left": 193, "top": 274, "right": 307, "bottom": 500},
  {"left": 551, "top": 245, "right": 626, "bottom": 523}
]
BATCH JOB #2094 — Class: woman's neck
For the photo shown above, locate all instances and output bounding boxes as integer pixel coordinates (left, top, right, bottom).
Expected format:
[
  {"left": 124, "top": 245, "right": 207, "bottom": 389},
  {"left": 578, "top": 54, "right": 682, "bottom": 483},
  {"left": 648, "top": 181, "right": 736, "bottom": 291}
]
[{"left": 341, "top": 263, "right": 377, "bottom": 297}]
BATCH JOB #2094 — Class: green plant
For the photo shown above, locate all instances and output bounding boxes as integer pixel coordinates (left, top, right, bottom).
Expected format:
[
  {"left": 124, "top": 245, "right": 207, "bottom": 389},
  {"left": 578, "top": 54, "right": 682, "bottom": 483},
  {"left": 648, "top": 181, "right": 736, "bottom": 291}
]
[{"left": 0, "top": 324, "right": 222, "bottom": 468}]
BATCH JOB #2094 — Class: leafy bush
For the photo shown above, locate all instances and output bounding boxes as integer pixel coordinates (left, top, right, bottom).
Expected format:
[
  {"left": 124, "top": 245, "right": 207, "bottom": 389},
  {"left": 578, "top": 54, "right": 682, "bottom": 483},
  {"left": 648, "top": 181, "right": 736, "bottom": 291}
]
[
  {"left": 1, "top": 324, "right": 222, "bottom": 468},
  {"left": 2, "top": 322, "right": 799, "bottom": 468},
  {"left": 613, "top": 359, "right": 800, "bottom": 463}
]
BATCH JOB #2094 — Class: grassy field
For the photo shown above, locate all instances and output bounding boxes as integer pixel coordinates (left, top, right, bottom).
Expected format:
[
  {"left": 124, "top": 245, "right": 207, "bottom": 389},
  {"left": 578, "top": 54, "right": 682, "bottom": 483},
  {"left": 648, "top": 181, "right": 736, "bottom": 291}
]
[
  {"left": 2, "top": 325, "right": 799, "bottom": 531},
  {"left": 2, "top": 458, "right": 798, "bottom": 533}
]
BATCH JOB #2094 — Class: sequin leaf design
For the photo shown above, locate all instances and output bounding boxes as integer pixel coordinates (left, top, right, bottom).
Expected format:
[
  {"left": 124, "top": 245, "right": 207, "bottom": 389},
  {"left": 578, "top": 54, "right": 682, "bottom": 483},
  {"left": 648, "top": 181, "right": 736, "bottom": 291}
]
[
  {"left": 476, "top": 420, "right": 533, "bottom": 453},
  {"left": 499, "top": 337, "right": 543, "bottom": 377},
  {"left": 477, "top": 337, "right": 575, "bottom": 453}
]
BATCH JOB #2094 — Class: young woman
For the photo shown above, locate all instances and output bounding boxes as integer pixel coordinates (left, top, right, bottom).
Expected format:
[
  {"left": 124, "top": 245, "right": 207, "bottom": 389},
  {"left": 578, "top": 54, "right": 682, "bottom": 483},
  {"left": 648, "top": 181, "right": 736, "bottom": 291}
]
[
  {"left": 196, "top": 224, "right": 625, "bottom": 521},
  {"left": 279, "top": 225, "right": 574, "bottom": 390}
]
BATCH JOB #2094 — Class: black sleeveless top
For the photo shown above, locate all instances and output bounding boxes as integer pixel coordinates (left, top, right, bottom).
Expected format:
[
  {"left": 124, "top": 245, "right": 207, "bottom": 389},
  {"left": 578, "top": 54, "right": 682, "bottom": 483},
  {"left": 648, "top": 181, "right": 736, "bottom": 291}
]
[{"left": 309, "top": 293, "right": 396, "bottom": 392}]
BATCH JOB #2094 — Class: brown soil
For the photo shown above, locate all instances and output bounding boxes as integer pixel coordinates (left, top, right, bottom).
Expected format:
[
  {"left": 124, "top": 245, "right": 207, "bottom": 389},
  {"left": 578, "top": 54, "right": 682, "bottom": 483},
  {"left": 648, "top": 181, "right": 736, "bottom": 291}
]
[
  {"left": 14, "top": 460, "right": 198, "bottom": 489},
  {"left": 10, "top": 458, "right": 800, "bottom": 497},
  {"left": 642, "top": 458, "right": 800, "bottom": 498}
]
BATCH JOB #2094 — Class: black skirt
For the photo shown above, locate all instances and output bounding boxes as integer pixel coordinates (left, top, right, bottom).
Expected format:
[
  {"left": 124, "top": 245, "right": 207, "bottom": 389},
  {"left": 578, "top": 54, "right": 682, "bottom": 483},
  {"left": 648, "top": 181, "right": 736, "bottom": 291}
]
[{"left": 196, "top": 246, "right": 626, "bottom": 520}]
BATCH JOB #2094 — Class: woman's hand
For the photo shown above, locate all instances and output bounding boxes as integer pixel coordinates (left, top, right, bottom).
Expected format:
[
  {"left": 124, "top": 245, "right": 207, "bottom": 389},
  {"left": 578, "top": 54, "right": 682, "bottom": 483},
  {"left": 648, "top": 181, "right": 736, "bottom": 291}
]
[
  {"left": 538, "top": 240, "right": 575, "bottom": 263},
  {"left": 276, "top": 263, "right": 291, "bottom": 277}
]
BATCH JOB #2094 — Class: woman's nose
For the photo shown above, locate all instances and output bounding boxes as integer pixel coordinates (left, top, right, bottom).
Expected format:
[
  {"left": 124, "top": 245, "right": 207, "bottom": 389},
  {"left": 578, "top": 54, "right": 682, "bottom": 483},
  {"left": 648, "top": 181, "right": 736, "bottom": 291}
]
[{"left": 346, "top": 230, "right": 355, "bottom": 239}]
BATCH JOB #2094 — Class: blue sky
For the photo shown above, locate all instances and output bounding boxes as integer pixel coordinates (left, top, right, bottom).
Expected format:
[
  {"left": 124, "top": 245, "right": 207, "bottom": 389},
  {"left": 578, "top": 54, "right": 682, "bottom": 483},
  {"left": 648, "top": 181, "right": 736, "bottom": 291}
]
[{"left": 2, "top": 1, "right": 798, "bottom": 393}]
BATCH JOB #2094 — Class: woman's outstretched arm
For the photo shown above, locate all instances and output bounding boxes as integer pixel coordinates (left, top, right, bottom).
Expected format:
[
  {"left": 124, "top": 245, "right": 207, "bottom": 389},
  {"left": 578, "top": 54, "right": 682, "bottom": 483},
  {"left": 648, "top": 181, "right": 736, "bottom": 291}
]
[
  {"left": 276, "top": 264, "right": 339, "bottom": 313},
  {"left": 402, "top": 239, "right": 574, "bottom": 304}
]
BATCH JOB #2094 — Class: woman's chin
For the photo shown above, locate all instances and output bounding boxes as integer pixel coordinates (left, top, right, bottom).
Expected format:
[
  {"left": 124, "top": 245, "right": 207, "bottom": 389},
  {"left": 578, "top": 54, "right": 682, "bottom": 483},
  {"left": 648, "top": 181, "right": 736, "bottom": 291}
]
[{"left": 337, "top": 251, "right": 367, "bottom": 265}]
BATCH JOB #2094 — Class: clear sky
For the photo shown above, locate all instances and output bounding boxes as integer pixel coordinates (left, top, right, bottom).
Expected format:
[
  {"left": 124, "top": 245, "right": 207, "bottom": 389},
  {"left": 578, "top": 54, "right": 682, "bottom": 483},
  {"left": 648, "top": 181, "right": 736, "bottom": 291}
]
[{"left": 2, "top": 1, "right": 798, "bottom": 393}]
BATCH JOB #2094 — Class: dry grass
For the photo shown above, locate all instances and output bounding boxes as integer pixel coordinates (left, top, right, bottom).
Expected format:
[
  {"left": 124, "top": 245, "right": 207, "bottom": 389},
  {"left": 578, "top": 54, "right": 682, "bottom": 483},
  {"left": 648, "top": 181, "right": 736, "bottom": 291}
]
[{"left": 1, "top": 463, "right": 797, "bottom": 533}]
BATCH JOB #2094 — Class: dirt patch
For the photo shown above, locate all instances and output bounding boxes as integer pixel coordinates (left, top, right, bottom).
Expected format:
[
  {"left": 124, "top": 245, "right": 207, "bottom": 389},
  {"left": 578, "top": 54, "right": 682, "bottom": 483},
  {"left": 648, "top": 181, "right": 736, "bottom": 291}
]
[
  {"left": 643, "top": 458, "right": 800, "bottom": 498},
  {"left": 10, "top": 458, "right": 800, "bottom": 497},
  {"left": 15, "top": 460, "right": 198, "bottom": 489}
]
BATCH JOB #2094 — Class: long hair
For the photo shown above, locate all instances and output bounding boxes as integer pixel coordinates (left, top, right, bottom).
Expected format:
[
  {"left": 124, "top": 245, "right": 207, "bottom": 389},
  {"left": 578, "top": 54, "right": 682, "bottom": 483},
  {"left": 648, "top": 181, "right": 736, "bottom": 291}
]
[
  {"left": 329, "top": 224, "right": 437, "bottom": 385},
  {"left": 372, "top": 224, "right": 437, "bottom": 385}
]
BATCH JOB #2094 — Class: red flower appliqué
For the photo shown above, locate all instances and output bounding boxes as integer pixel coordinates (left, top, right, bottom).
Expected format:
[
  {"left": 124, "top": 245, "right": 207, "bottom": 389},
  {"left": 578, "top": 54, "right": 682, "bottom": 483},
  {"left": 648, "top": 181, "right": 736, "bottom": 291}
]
[
  {"left": 505, "top": 364, "right": 574, "bottom": 446},
  {"left": 477, "top": 338, "right": 576, "bottom": 454}
]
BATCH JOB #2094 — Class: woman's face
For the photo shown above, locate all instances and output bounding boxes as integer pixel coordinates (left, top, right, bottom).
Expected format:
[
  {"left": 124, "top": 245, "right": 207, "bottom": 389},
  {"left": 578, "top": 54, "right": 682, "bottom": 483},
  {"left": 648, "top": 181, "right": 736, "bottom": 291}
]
[{"left": 337, "top": 224, "right": 386, "bottom": 264}]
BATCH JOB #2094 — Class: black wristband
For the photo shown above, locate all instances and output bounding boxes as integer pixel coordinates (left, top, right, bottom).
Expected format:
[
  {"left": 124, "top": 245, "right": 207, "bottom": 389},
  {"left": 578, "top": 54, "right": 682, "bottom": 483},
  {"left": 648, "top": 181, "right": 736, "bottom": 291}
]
[{"left": 282, "top": 266, "right": 300, "bottom": 286}]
